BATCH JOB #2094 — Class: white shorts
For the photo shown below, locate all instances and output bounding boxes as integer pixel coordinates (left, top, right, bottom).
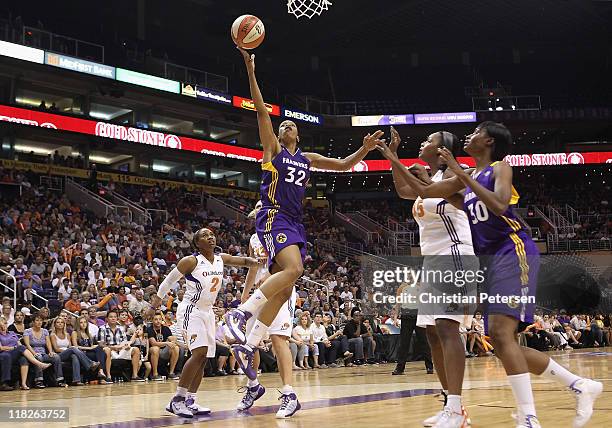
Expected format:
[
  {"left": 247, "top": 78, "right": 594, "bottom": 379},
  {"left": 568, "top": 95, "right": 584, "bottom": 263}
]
[
  {"left": 417, "top": 313, "right": 473, "bottom": 329},
  {"left": 246, "top": 288, "right": 297, "bottom": 339},
  {"left": 176, "top": 302, "right": 216, "bottom": 357},
  {"left": 111, "top": 347, "right": 132, "bottom": 360}
]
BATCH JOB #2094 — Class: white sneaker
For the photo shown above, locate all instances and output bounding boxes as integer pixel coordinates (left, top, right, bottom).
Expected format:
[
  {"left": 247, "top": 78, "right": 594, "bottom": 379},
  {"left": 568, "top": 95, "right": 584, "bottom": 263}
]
[
  {"left": 165, "top": 396, "right": 193, "bottom": 418},
  {"left": 516, "top": 414, "right": 541, "bottom": 428},
  {"left": 185, "top": 397, "right": 211, "bottom": 415},
  {"left": 570, "top": 378, "right": 603, "bottom": 428},
  {"left": 275, "top": 392, "right": 301, "bottom": 418},
  {"left": 423, "top": 410, "right": 444, "bottom": 427},
  {"left": 432, "top": 407, "right": 469, "bottom": 428}
]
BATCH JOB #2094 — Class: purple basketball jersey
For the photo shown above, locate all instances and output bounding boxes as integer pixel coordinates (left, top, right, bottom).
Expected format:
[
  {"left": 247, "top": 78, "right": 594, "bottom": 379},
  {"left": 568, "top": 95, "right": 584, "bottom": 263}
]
[
  {"left": 260, "top": 146, "right": 311, "bottom": 220},
  {"left": 463, "top": 162, "right": 528, "bottom": 255}
]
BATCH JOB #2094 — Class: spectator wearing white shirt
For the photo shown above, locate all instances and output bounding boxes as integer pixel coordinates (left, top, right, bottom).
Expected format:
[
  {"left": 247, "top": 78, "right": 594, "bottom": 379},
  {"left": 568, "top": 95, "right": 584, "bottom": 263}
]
[
  {"left": 128, "top": 289, "right": 150, "bottom": 316},
  {"left": 88, "top": 269, "right": 104, "bottom": 286},
  {"left": 292, "top": 314, "right": 320, "bottom": 369},
  {"left": 106, "top": 239, "right": 118, "bottom": 262},
  {"left": 51, "top": 256, "right": 71, "bottom": 277},
  {"left": 312, "top": 313, "right": 338, "bottom": 368}
]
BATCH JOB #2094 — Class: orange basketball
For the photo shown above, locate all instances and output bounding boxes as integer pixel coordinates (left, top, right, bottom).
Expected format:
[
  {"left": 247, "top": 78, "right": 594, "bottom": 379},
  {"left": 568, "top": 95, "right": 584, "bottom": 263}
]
[{"left": 231, "top": 15, "right": 265, "bottom": 50}]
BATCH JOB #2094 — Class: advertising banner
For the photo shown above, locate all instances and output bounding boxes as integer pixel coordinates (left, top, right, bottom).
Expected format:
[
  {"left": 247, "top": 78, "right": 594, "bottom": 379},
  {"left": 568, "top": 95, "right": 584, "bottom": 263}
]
[
  {"left": 196, "top": 86, "right": 232, "bottom": 105},
  {"left": 116, "top": 68, "right": 180, "bottom": 94},
  {"left": 351, "top": 115, "right": 415, "bottom": 127},
  {"left": 282, "top": 107, "right": 323, "bottom": 125},
  {"left": 414, "top": 112, "right": 477, "bottom": 124},
  {"left": 45, "top": 52, "right": 115, "bottom": 79},
  {"left": 0, "top": 40, "right": 44, "bottom": 64},
  {"left": 233, "top": 96, "right": 280, "bottom": 116}
]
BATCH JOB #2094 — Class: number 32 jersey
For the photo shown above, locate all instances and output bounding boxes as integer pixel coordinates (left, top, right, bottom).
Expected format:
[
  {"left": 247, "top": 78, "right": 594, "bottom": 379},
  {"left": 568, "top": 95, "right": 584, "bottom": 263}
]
[
  {"left": 184, "top": 253, "right": 224, "bottom": 310},
  {"left": 261, "top": 146, "right": 311, "bottom": 220},
  {"left": 463, "top": 162, "right": 527, "bottom": 255}
]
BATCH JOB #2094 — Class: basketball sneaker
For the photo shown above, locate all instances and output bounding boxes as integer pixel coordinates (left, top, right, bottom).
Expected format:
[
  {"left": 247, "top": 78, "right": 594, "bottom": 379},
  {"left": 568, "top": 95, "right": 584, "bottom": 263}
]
[
  {"left": 516, "top": 414, "right": 541, "bottom": 428},
  {"left": 569, "top": 378, "right": 603, "bottom": 428},
  {"left": 165, "top": 396, "right": 193, "bottom": 418},
  {"left": 424, "top": 405, "right": 470, "bottom": 427},
  {"left": 432, "top": 407, "right": 469, "bottom": 428},
  {"left": 185, "top": 397, "right": 211, "bottom": 416},
  {"left": 232, "top": 344, "right": 257, "bottom": 380},
  {"left": 225, "top": 309, "right": 251, "bottom": 344},
  {"left": 236, "top": 384, "right": 266, "bottom": 411},
  {"left": 276, "top": 392, "right": 301, "bottom": 418}
]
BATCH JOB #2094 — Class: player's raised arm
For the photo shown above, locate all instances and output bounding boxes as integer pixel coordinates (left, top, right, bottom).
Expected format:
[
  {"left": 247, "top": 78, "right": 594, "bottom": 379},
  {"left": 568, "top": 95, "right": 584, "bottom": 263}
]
[
  {"left": 220, "top": 253, "right": 260, "bottom": 269},
  {"left": 377, "top": 141, "right": 464, "bottom": 199},
  {"left": 387, "top": 127, "right": 431, "bottom": 200},
  {"left": 238, "top": 47, "right": 281, "bottom": 160},
  {"left": 156, "top": 255, "right": 197, "bottom": 299},
  {"left": 304, "top": 131, "right": 384, "bottom": 171},
  {"left": 438, "top": 148, "right": 513, "bottom": 216}
]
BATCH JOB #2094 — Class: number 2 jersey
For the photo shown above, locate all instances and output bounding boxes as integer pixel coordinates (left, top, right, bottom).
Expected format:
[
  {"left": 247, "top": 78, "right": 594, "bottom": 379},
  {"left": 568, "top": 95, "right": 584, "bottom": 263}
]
[
  {"left": 463, "top": 162, "right": 529, "bottom": 255},
  {"left": 260, "top": 146, "right": 311, "bottom": 220},
  {"left": 184, "top": 253, "right": 224, "bottom": 311}
]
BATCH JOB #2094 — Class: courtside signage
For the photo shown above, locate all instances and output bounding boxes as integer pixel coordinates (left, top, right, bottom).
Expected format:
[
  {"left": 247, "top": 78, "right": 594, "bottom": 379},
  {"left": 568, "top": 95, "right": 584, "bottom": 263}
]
[
  {"left": 351, "top": 115, "right": 415, "bottom": 127},
  {"left": 282, "top": 107, "right": 323, "bottom": 125},
  {"left": 0, "top": 40, "right": 44, "bottom": 64},
  {"left": 233, "top": 96, "right": 280, "bottom": 116},
  {"left": 116, "top": 68, "right": 180, "bottom": 94},
  {"left": 45, "top": 52, "right": 115, "bottom": 79},
  {"left": 0, "top": 105, "right": 261, "bottom": 162}
]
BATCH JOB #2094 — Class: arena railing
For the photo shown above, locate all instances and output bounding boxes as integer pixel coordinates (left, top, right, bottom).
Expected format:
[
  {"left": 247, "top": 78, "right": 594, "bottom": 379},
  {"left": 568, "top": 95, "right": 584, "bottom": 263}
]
[
  {"left": 0, "top": 269, "right": 17, "bottom": 313},
  {"left": 29, "top": 290, "right": 79, "bottom": 320},
  {"left": 207, "top": 195, "right": 247, "bottom": 222},
  {"left": 21, "top": 26, "right": 105, "bottom": 63},
  {"left": 299, "top": 277, "right": 330, "bottom": 303},
  {"left": 546, "top": 237, "right": 612, "bottom": 253},
  {"left": 165, "top": 62, "right": 228, "bottom": 93}
]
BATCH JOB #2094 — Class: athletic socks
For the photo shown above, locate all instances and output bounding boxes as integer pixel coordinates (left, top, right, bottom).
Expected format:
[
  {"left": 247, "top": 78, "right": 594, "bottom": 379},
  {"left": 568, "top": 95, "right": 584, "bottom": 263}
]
[
  {"left": 240, "top": 289, "right": 268, "bottom": 315},
  {"left": 541, "top": 358, "right": 581, "bottom": 388},
  {"left": 281, "top": 385, "right": 294, "bottom": 394},
  {"left": 508, "top": 373, "right": 537, "bottom": 420},
  {"left": 186, "top": 392, "right": 196, "bottom": 400},
  {"left": 176, "top": 386, "right": 188, "bottom": 397},
  {"left": 446, "top": 395, "right": 462, "bottom": 414},
  {"left": 246, "top": 319, "right": 268, "bottom": 348},
  {"left": 247, "top": 378, "right": 260, "bottom": 388}
]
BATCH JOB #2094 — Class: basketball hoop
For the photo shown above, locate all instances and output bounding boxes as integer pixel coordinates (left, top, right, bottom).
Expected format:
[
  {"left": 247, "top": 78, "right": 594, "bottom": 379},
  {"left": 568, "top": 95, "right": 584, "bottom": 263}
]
[{"left": 287, "top": 0, "right": 332, "bottom": 19}]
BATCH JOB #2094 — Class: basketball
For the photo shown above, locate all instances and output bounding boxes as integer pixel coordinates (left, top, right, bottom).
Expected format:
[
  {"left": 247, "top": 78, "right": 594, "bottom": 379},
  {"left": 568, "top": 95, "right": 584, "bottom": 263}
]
[{"left": 231, "top": 15, "right": 265, "bottom": 50}]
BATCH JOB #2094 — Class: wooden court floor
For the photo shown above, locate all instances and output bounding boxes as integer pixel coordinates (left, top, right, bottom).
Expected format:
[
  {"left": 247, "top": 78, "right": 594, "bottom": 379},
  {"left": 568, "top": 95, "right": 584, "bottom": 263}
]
[{"left": 1, "top": 347, "right": 610, "bottom": 427}]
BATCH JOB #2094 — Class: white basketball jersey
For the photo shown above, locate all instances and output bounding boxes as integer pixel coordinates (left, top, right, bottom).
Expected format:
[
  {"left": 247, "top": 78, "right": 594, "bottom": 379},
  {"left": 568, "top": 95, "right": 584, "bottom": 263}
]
[
  {"left": 413, "top": 170, "right": 474, "bottom": 256},
  {"left": 184, "top": 254, "right": 224, "bottom": 310},
  {"left": 249, "top": 233, "right": 269, "bottom": 283}
]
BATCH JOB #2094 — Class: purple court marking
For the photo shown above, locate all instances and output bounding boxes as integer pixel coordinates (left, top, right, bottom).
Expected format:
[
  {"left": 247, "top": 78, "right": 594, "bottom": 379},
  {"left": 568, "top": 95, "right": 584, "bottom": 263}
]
[{"left": 77, "top": 388, "right": 438, "bottom": 428}]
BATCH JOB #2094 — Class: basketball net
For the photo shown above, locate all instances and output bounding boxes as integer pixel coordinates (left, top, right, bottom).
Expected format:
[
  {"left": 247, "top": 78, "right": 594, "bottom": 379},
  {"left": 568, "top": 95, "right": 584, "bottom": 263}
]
[{"left": 287, "top": 0, "right": 332, "bottom": 19}]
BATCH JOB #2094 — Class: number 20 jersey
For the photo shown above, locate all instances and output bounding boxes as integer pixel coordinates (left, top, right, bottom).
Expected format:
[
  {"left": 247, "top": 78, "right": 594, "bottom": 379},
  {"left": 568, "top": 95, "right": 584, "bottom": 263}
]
[
  {"left": 260, "top": 146, "right": 311, "bottom": 220},
  {"left": 184, "top": 253, "right": 224, "bottom": 310},
  {"left": 463, "top": 162, "right": 528, "bottom": 255}
]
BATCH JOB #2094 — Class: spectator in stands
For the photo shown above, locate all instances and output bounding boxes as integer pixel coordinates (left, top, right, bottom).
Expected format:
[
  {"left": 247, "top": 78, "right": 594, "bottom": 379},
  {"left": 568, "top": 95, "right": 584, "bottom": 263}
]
[
  {"left": 0, "top": 300, "right": 14, "bottom": 325},
  {"left": 322, "top": 314, "right": 352, "bottom": 365},
  {"left": 50, "top": 317, "right": 99, "bottom": 386},
  {"left": 312, "top": 313, "right": 337, "bottom": 368},
  {"left": 214, "top": 315, "right": 231, "bottom": 376},
  {"left": 51, "top": 255, "right": 71, "bottom": 277},
  {"left": 8, "top": 310, "right": 26, "bottom": 338},
  {"left": 71, "top": 316, "right": 107, "bottom": 382},
  {"left": 129, "top": 289, "right": 149, "bottom": 316},
  {"left": 23, "top": 314, "right": 65, "bottom": 388},
  {"left": 147, "top": 313, "right": 180, "bottom": 380},
  {"left": 343, "top": 309, "right": 370, "bottom": 365},
  {"left": 0, "top": 317, "right": 52, "bottom": 390},
  {"left": 97, "top": 310, "right": 144, "bottom": 382},
  {"left": 64, "top": 290, "right": 82, "bottom": 314},
  {"left": 131, "top": 324, "right": 151, "bottom": 379}
]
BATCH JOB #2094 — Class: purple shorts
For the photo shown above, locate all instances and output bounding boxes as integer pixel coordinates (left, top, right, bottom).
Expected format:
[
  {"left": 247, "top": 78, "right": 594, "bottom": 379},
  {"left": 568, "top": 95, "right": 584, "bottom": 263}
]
[
  {"left": 483, "top": 234, "right": 540, "bottom": 327},
  {"left": 256, "top": 208, "right": 307, "bottom": 270}
]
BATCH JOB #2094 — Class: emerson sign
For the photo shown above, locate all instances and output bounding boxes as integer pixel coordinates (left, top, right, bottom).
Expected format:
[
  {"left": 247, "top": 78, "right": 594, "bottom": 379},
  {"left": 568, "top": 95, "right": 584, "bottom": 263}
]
[{"left": 282, "top": 108, "right": 322, "bottom": 125}]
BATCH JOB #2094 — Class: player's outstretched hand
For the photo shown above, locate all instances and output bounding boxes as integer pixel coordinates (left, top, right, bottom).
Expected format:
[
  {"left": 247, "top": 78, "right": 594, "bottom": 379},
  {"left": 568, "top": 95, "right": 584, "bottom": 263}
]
[
  {"left": 408, "top": 163, "right": 429, "bottom": 182},
  {"left": 375, "top": 140, "right": 397, "bottom": 160},
  {"left": 362, "top": 130, "right": 385, "bottom": 151},
  {"left": 390, "top": 126, "right": 401, "bottom": 153},
  {"left": 437, "top": 147, "right": 463, "bottom": 174},
  {"left": 237, "top": 47, "right": 255, "bottom": 72}
]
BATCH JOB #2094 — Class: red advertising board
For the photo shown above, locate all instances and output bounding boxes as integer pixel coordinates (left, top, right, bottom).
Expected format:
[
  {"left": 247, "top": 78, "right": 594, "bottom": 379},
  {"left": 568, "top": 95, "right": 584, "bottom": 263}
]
[
  {"left": 0, "top": 105, "right": 263, "bottom": 162},
  {"left": 1, "top": 104, "right": 611, "bottom": 171},
  {"left": 232, "top": 96, "right": 281, "bottom": 116}
]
